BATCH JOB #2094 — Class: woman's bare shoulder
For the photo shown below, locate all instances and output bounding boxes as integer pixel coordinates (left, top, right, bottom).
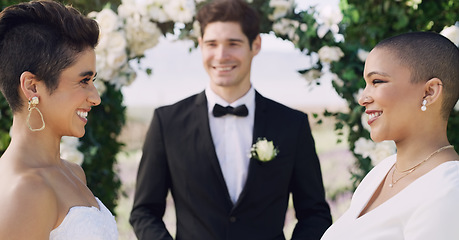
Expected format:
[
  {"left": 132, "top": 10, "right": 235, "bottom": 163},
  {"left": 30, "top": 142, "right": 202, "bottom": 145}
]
[{"left": 0, "top": 170, "right": 58, "bottom": 239}]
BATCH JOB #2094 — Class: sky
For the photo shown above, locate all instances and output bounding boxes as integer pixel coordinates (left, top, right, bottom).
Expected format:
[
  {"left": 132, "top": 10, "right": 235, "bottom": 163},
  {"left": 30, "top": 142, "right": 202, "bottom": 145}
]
[{"left": 121, "top": 0, "right": 345, "bottom": 112}]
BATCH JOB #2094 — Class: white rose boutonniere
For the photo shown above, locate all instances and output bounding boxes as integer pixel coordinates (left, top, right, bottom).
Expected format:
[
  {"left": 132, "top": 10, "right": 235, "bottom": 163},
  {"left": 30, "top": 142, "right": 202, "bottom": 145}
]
[{"left": 250, "top": 138, "right": 279, "bottom": 162}]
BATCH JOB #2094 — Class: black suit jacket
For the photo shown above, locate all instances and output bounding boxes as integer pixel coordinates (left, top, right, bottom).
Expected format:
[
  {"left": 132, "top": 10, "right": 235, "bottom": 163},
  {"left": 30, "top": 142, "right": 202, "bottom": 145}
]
[{"left": 130, "top": 91, "right": 331, "bottom": 240}]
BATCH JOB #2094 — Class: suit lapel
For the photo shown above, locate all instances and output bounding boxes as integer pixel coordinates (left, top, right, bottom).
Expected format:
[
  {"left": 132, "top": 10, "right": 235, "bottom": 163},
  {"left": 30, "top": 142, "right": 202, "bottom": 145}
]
[
  {"left": 193, "top": 92, "right": 234, "bottom": 208},
  {"left": 232, "top": 91, "right": 269, "bottom": 210},
  {"left": 252, "top": 91, "right": 269, "bottom": 144}
]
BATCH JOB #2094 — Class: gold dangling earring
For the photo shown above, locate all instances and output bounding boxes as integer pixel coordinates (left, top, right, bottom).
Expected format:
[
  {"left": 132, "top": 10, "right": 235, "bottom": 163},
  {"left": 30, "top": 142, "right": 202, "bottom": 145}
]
[{"left": 27, "top": 96, "right": 45, "bottom": 132}]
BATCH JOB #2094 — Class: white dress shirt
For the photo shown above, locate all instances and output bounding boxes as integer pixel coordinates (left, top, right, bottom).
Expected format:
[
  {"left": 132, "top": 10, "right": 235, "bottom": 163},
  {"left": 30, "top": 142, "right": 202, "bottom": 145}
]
[{"left": 205, "top": 86, "right": 255, "bottom": 204}]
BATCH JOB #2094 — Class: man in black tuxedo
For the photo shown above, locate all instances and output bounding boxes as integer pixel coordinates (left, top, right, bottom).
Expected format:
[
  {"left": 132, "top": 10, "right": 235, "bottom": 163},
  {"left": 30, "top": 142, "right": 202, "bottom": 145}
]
[{"left": 129, "top": 0, "right": 332, "bottom": 239}]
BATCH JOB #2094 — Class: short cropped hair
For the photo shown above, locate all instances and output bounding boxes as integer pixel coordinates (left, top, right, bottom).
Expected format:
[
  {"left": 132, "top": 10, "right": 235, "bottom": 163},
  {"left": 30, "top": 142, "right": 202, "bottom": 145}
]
[
  {"left": 196, "top": 0, "right": 260, "bottom": 46},
  {"left": 0, "top": 0, "right": 99, "bottom": 113},
  {"left": 375, "top": 32, "right": 459, "bottom": 119}
]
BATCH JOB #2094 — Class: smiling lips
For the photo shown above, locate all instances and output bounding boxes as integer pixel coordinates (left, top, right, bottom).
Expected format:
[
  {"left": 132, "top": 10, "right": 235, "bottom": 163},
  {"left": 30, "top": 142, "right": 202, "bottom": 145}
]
[
  {"left": 215, "top": 66, "right": 233, "bottom": 71},
  {"left": 213, "top": 64, "right": 236, "bottom": 73},
  {"left": 367, "top": 111, "right": 382, "bottom": 125},
  {"left": 77, "top": 110, "right": 88, "bottom": 121}
]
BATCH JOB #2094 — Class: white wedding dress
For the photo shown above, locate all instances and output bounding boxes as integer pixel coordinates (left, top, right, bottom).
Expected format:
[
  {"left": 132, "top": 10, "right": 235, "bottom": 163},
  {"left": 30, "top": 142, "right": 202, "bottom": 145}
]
[{"left": 49, "top": 197, "right": 118, "bottom": 240}]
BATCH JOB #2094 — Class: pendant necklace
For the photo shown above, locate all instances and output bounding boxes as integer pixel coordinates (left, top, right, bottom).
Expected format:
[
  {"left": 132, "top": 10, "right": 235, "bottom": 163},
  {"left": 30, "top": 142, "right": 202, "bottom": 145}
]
[{"left": 389, "top": 145, "right": 454, "bottom": 188}]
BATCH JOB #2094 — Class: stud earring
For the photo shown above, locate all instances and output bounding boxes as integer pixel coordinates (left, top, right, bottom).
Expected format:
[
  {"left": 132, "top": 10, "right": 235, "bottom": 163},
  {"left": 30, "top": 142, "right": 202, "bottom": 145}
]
[
  {"left": 27, "top": 96, "right": 45, "bottom": 131},
  {"left": 421, "top": 99, "right": 427, "bottom": 112}
]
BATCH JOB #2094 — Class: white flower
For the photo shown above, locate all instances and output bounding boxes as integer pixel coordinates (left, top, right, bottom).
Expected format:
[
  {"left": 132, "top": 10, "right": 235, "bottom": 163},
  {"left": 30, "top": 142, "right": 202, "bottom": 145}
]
[
  {"left": 164, "top": 0, "right": 195, "bottom": 23},
  {"left": 300, "top": 23, "right": 308, "bottom": 32},
  {"left": 60, "top": 136, "right": 84, "bottom": 165},
  {"left": 330, "top": 73, "right": 344, "bottom": 87},
  {"left": 370, "top": 141, "right": 396, "bottom": 165},
  {"left": 96, "top": 32, "right": 128, "bottom": 79},
  {"left": 100, "top": 30, "right": 127, "bottom": 54},
  {"left": 93, "top": 9, "right": 121, "bottom": 35},
  {"left": 272, "top": 18, "right": 287, "bottom": 35},
  {"left": 269, "top": 0, "right": 293, "bottom": 11},
  {"left": 354, "top": 137, "right": 396, "bottom": 165},
  {"left": 92, "top": 7, "right": 130, "bottom": 84},
  {"left": 406, "top": 0, "right": 422, "bottom": 10},
  {"left": 454, "top": 100, "right": 459, "bottom": 111},
  {"left": 250, "top": 138, "right": 279, "bottom": 162},
  {"left": 316, "top": 4, "right": 342, "bottom": 38},
  {"left": 273, "top": 18, "right": 299, "bottom": 41},
  {"left": 361, "top": 112, "right": 371, "bottom": 132},
  {"left": 87, "top": 11, "right": 98, "bottom": 19},
  {"left": 440, "top": 23, "right": 459, "bottom": 46},
  {"left": 140, "top": 0, "right": 170, "bottom": 23},
  {"left": 109, "top": 64, "right": 137, "bottom": 90},
  {"left": 357, "top": 48, "right": 370, "bottom": 62},
  {"left": 302, "top": 69, "right": 322, "bottom": 83},
  {"left": 268, "top": 0, "right": 294, "bottom": 21},
  {"left": 318, "top": 46, "right": 344, "bottom": 63},
  {"left": 89, "top": 1, "right": 166, "bottom": 89},
  {"left": 190, "top": 20, "right": 201, "bottom": 38},
  {"left": 354, "top": 137, "right": 374, "bottom": 159},
  {"left": 93, "top": 80, "right": 107, "bottom": 96},
  {"left": 124, "top": 15, "right": 162, "bottom": 58},
  {"left": 117, "top": 0, "right": 138, "bottom": 19},
  {"left": 353, "top": 88, "right": 364, "bottom": 104},
  {"left": 106, "top": 49, "right": 127, "bottom": 67}
]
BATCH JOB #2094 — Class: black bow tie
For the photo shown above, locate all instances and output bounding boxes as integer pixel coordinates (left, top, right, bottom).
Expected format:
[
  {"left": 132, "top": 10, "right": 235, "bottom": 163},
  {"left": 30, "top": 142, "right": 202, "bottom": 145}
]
[{"left": 212, "top": 104, "right": 249, "bottom": 117}]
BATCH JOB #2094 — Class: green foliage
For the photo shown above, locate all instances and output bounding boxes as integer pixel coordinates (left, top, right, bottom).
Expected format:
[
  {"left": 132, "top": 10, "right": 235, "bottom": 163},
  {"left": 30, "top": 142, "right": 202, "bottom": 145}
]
[
  {"left": 0, "top": 0, "right": 21, "bottom": 9},
  {"left": 251, "top": 0, "right": 276, "bottom": 34},
  {"left": 80, "top": 83, "right": 125, "bottom": 213},
  {"left": 65, "top": 0, "right": 125, "bottom": 215},
  {"left": 0, "top": 94, "right": 12, "bottom": 154},
  {"left": 0, "top": 2, "right": 15, "bottom": 154}
]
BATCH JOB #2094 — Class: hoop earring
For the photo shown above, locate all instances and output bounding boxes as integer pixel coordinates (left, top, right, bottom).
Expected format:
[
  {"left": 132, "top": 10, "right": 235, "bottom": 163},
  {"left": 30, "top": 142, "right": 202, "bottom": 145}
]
[
  {"left": 27, "top": 96, "right": 45, "bottom": 132},
  {"left": 421, "top": 99, "right": 427, "bottom": 112}
]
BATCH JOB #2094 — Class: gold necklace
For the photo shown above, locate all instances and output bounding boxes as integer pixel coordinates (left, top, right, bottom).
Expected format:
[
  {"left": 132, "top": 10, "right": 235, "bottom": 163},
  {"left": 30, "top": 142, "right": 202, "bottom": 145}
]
[{"left": 389, "top": 145, "right": 454, "bottom": 188}]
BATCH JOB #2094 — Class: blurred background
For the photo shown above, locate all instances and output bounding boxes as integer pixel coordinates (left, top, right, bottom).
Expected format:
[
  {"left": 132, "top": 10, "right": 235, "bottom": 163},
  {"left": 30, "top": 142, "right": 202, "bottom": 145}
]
[
  {"left": 115, "top": 0, "right": 355, "bottom": 238},
  {"left": 1, "top": 0, "right": 457, "bottom": 239},
  {"left": 116, "top": 29, "right": 353, "bottom": 239}
]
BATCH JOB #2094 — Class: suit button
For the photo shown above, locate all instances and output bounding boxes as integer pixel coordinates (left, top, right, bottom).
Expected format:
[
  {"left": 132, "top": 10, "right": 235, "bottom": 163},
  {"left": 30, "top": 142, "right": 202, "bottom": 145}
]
[{"left": 229, "top": 216, "right": 237, "bottom": 222}]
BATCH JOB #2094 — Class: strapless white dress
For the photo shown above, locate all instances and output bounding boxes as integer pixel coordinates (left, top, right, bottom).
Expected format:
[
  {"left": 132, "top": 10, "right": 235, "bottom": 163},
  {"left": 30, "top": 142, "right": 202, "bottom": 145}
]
[{"left": 49, "top": 197, "right": 118, "bottom": 240}]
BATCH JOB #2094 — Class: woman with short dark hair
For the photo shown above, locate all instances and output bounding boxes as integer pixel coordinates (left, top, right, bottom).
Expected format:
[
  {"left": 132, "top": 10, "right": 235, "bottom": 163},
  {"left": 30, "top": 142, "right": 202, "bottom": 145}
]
[{"left": 0, "top": 1, "right": 118, "bottom": 239}]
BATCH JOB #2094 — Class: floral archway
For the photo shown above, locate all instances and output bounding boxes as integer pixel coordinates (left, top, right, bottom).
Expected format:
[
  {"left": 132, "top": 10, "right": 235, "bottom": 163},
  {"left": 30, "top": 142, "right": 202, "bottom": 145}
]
[{"left": 0, "top": 0, "right": 458, "bottom": 213}]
